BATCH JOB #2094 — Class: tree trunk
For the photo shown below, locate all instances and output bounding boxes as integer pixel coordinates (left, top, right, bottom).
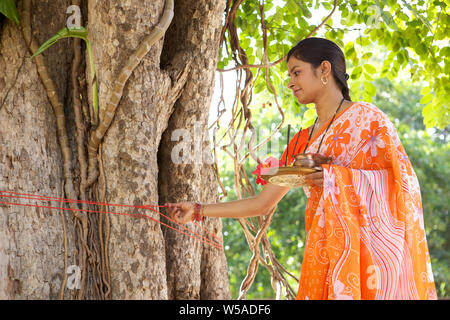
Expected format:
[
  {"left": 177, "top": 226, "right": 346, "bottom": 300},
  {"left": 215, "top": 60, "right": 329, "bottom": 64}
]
[
  {"left": 0, "top": 0, "right": 230, "bottom": 300},
  {"left": 0, "top": 0, "right": 76, "bottom": 299},
  {"left": 158, "top": 0, "right": 230, "bottom": 299}
]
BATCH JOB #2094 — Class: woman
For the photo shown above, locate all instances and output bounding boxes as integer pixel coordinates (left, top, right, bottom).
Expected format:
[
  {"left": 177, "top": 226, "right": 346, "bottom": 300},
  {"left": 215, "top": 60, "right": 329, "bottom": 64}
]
[{"left": 166, "top": 38, "right": 437, "bottom": 300}]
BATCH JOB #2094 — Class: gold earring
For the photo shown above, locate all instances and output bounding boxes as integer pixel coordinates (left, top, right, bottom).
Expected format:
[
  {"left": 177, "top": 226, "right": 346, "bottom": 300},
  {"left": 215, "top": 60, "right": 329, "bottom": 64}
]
[{"left": 321, "top": 76, "right": 328, "bottom": 85}]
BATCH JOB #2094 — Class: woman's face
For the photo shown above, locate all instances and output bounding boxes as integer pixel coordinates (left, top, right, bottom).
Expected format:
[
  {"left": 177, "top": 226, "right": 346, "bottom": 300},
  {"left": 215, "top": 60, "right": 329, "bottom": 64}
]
[{"left": 287, "top": 55, "right": 323, "bottom": 104}]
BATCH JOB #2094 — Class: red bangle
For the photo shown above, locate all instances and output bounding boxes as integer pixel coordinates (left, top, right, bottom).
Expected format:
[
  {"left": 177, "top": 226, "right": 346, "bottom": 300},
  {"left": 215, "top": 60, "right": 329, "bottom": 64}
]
[{"left": 193, "top": 202, "right": 204, "bottom": 222}]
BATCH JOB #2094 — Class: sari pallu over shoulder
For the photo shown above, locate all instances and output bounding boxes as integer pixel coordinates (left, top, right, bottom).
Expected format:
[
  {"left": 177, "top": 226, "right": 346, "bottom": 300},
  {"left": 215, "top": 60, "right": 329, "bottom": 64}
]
[{"left": 286, "top": 102, "right": 437, "bottom": 300}]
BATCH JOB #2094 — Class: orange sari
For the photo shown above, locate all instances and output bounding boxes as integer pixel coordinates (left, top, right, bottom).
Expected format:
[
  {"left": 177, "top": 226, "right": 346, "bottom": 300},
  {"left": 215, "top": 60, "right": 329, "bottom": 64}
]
[{"left": 281, "top": 101, "right": 437, "bottom": 300}]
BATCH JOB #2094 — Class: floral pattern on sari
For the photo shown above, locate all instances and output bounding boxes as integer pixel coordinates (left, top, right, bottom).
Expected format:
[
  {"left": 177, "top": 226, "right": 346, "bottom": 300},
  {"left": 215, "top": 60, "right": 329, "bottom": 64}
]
[{"left": 325, "top": 119, "right": 351, "bottom": 157}]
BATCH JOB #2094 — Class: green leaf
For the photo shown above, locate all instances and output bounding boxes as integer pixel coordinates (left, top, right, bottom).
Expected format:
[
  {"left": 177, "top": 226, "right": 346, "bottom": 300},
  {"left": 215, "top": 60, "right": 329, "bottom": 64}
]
[
  {"left": 322, "top": 2, "right": 332, "bottom": 10},
  {"left": 286, "top": 0, "right": 298, "bottom": 13},
  {"left": 302, "top": 108, "right": 316, "bottom": 127},
  {"left": 296, "top": 0, "right": 312, "bottom": 19},
  {"left": 248, "top": 54, "right": 255, "bottom": 65},
  {"left": 271, "top": 7, "right": 284, "bottom": 25},
  {"left": 420, "top": 93, "right": 434, "bottom": 105},
  {"left": 0, "top": 0, "right": 20, "bottom": 24},
  {"left": 31, "top": 27, "right": 88, "bottom": 59},
  {"left": 363, "top": 64, "right": 377, "bottom": 74},
  {"left": 439, "top": 47, "right": 450, "bottom": 58},
  {"left": 415, "top": 42, "right": 428, "bottom": 56},
  {"left": 362, "top": 90, "right": 373, "bottom": 103},
  {"left": 291, "top": 99, "right": 299, "bottom": 113},
  {"left": 254, "top": 81, "right": 265, "bottom": 94},
  {"left": 391, "top": 36, "right": 402, "bottom": 52},
  {"left": 345, "top": 43, "right": 356, "bottom": 58},
  {"left": 264, "top": 2, "right": 273, "bottom": 12},
  {"left": 397, "top": 51, "right": 405, "bottom": 65},
  {"left": 361, "top": 52, "right": 373, "bottom": 60},
  {"left": 364, "top": 81, "right": 377, "bottom": 97},
  {"left": 351, "top": 66, "right": 363, "bottom": 80},
  {"left": 241, "top": 37, "right": 250, "bottom": 49},
  {"left": 421, "top": 100, "right": 435, "bottom": 126},
  {"left": 363, "top": 72, "right": 374, "bottom": 81},
  {"left": 420, "top": 86, "right": 432, "bottom": 96},
  {"left": 30, "top": 26, "right": 100, "bottom": 125}
]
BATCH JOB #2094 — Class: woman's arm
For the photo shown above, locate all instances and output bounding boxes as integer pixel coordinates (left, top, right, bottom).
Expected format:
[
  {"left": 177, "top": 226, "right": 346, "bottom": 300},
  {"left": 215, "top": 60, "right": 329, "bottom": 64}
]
[
  {"left": 166, "top": 183, "right": 291, "bottom": 224},
  {"left": 204, "top": 182, "right": 290, "bottom": 219}
]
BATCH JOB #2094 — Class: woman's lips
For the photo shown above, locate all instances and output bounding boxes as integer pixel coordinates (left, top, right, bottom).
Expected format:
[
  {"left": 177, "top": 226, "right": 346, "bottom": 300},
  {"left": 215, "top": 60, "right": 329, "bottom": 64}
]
[{"left": 294, "top": 89, "right": 302, "bottom": 95}]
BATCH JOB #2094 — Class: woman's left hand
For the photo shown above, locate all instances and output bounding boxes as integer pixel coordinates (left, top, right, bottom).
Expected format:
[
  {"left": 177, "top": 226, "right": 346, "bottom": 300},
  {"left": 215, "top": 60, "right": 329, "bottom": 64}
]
[
  {"left": 304, "top": 168, "right": 325, "bottom": 188},
  {"left": 165, "top": 202, "right": 194, "bottom": 224}
]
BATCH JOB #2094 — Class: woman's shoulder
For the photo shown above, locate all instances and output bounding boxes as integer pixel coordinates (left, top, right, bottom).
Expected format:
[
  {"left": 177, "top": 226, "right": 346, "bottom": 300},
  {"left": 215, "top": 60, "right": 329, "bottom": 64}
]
[
  {"left": 350, "top": 101, "right": 391, "bottom": 122},
  {"left": 351, "top": 101, "right": 380, "bottom": 113},
  {"left": 349, "top": 101, "right": 397, "bottom": 136}
]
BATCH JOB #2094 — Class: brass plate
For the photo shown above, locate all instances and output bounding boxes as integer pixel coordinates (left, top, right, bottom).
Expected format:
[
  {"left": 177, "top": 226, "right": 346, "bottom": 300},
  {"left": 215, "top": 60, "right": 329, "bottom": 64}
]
[{"left": 261, "top": 166, "right": 319, "bottom": 187}]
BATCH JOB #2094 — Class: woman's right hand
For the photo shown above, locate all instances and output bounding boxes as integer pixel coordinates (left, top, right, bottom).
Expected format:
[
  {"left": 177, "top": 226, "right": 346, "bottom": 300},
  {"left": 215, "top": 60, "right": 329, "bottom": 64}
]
[{"left": 165, "top": 202, "right": 195, "bottom": 224}]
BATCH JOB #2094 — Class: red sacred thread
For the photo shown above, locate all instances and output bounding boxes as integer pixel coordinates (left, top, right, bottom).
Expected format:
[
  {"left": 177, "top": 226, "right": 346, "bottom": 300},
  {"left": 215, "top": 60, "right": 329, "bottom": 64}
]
[
  {"left": 0, "top": 190, "right": 223, "bottom": 245},
  {"left": 0, "top": 190, "right": 223, "bottom": 250}
]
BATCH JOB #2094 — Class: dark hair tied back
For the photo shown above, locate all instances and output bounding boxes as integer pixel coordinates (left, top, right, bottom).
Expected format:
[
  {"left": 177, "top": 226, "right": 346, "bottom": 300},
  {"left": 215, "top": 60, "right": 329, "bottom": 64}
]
[{"left": 287, "top": 37, "right": 351, "bottom": 101}]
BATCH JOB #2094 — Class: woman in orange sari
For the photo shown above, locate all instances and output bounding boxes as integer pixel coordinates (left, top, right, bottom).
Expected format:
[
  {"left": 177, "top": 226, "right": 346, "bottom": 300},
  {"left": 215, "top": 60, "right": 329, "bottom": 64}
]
[{"left": 167, "top": 38, "right": 437, "bottom": 300}]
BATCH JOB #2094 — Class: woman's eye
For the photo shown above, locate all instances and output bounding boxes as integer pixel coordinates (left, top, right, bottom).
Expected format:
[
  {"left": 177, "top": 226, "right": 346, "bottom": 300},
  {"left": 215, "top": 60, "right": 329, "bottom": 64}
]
[{"left": 294, "top": 71, "right": 300, "bottom": 76}]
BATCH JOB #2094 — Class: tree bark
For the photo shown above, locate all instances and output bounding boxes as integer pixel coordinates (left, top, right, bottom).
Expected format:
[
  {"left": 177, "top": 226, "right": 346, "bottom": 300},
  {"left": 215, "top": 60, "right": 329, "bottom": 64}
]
[
  {"left": 0, "top": 0, "right": 230, "bottom": 299},
  {"left": 158, "top": 0, "right": 230, "bottom": 300},
  {"left": 0, "top": 0, "right": 76, "bottom": 299}
]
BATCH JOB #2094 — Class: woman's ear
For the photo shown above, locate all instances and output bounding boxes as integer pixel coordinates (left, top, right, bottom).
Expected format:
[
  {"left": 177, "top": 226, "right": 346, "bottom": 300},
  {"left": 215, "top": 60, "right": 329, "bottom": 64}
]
[{"left": 320, "top": 60, "right": 332, "bottom": 77}]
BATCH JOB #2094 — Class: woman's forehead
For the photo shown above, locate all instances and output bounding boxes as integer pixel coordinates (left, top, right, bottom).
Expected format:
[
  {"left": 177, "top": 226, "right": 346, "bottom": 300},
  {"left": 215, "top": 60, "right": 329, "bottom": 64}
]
[{"left": 287, "top": 56, "right": 311, "bottom": 72}]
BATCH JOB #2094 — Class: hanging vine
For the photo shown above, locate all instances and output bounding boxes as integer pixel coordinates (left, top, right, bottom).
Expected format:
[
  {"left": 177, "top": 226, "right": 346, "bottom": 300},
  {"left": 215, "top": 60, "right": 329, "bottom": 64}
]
[{"left": 213, "top": 0, "right": 338, "bottom": 300}]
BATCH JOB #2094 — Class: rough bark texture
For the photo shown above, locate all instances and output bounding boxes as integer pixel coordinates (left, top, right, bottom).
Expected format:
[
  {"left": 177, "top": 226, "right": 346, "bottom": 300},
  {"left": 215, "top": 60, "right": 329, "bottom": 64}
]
[
  {"left": 0, "top": 0, "right": 230, "bottom": 299},
  {"left": 0, "top": 0, "right": 76, "bottom": 299},
  {"left": 88, "top": 0, "right": 170, "bottom": 300},
  {"left": 158, "top": 0, "right": 230, "bottom": 300}
]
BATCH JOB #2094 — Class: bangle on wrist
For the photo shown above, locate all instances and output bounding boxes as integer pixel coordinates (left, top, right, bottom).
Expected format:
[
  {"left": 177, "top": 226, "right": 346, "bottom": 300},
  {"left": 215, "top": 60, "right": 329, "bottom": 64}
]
[{"left": 193, "top": 202, "right": 205, "bottom": 222}]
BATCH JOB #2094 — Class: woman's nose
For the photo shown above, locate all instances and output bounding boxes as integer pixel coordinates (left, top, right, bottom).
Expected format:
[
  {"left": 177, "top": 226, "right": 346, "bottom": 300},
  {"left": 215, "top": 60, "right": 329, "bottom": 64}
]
[{"left": 288, "top": 78, "right": 295, "bottom": 90}]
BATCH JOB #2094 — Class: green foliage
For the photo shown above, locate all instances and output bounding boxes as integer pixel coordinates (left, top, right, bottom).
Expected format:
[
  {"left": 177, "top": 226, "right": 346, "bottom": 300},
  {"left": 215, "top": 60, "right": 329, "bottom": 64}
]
[
  {"left": 372, "top": 78, "right": 450, "bottom": 298},
  {"left": 0, "top": 0, "right": 19, "bottom": 25},
  {"left": 220, "top": 0, "right": 450, "bottom": 129},
  {"left": 30, "top": 26, "right": 89, "bottom": 58}
]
